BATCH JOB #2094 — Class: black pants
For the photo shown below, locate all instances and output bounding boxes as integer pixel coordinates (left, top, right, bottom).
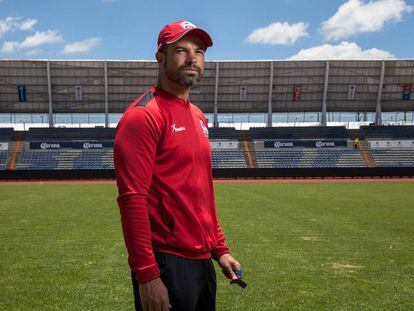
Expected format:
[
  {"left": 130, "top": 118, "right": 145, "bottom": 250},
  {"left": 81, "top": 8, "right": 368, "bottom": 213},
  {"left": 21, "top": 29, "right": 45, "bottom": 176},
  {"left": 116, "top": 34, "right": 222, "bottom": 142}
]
[{"left": 131, "top": 253, "right": 217, "bottom": 311}]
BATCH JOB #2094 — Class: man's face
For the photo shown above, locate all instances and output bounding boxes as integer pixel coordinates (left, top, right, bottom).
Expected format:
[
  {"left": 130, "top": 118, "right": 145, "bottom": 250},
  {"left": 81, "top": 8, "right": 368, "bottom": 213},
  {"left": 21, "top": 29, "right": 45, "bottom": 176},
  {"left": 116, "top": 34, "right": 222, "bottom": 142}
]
[{"left": 159, "top": 34, "right": 206, "bottom": 87}]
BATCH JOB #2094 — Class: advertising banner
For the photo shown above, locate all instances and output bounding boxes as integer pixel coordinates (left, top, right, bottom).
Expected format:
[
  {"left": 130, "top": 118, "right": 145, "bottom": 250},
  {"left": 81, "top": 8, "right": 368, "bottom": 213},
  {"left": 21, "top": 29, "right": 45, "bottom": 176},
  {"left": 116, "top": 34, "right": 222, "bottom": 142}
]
[
  {"left": 348, "top": 85, "right": 356, "bottom": 100},
  {"left": 18, "top": 85, "right": 27, "bottom": 102},
  {"left": 402, "top": 85, "right": 412, "bottom": 100},
  {"left": 30, "top": 141, "right": 114, "bottom": 149},
  {"left": 210, "top": 141, "right": 239, "bottom": 149},
  {"left": 369, "top": 140, "right": 414, "bottom": 148},
  {"left": 292, "top": 85, "right": 301, "bottom": 101},
  {"left": 189, "top": 88, "right": 200, "bottom": 94},
  {"left": 240, "top": 86, "right": 247, "bottom": 101},
  {"left": 264, "top": 140, "right": 347, "bottom": 148},
  {"left": 0, "top": 142, "right": 9, "bottom": 150},
  {"left": 31, "top": 142, "right": 65, "bottom": 149},
  {"left": 75, "top": 85, "right": 83, "bottom": 101},
  {"left": 76, "top": 141, "right": 114, "bottom": 149}
]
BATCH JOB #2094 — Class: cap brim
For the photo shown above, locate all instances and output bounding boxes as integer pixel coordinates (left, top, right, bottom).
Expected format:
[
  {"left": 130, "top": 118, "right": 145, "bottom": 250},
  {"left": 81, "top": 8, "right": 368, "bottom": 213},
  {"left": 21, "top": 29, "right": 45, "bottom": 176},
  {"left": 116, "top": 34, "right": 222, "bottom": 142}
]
[
  {"left": 161, "top": 28, "right": 213, "bottom": 51},
  {"left": 185, "top": 28, "right": 213, "bottom": 49}
]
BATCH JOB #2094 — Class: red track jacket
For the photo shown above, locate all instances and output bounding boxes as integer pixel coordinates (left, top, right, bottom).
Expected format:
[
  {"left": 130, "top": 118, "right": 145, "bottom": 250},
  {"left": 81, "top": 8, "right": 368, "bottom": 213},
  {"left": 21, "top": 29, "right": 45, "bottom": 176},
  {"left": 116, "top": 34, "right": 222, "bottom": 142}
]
[{"left": 114, "top": 86, "right": 229, "bottom": 283}]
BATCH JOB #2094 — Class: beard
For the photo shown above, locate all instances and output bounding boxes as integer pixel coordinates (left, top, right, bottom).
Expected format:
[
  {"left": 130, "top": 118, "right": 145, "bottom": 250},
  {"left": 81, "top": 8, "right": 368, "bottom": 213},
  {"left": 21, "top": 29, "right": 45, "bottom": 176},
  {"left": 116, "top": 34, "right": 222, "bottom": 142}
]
[{"left": 165, "top": 62, "right": 203, "bottom": 87}]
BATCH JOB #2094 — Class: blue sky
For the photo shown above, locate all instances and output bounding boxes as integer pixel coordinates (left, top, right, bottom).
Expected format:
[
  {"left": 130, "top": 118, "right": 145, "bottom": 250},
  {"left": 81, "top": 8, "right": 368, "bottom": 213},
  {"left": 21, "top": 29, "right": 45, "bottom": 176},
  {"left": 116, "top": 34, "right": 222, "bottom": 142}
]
[{"left": 0, "top": 0, "right": 413, "bottom": 60}]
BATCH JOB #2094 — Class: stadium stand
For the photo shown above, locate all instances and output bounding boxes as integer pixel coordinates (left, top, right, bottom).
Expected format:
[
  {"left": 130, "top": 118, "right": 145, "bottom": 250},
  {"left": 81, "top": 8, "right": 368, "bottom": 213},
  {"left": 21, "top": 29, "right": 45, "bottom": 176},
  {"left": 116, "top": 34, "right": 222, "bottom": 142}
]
[
  {"left": 360, "top": 125, "right": 414, "bottom": 139},
  {"left": 15, "top": 148, "right": 246, "bottom": 170},
  {"left": 14, "top": 149, "right": 114, "bottom": 170},
  {"left": 14, "top": 150, "right": 61, "bottom": 170},
  {"left": 72, "top": 150, "right": 114, "bottom": 170},
  {"left": 0, "top": 128, "right": 14, "bottom": 141},
  {"left": 371, "top": 149, "right": 414, "bottom": 167},
  {"left": 0, "top": 128, "right": 13, "bottom": 170},
  {"left": 212, "top": 150, "right": 247, "bottom": 168},
  {"left": 0, "top": 151, "right": 8, "bottom": 170},
  {"left": 27, "top": 128, "right": 116, "bottom": 141},
  {"left": 249, "top": 126, "right": 348, "bottom": 140},
  {"left": 256, "top": 149, "right": 365, "bottom": 168},
  {"left": 10, "top": 128, "right": 116, "bottom": 170},
  {"left": 208, "top": 127, "right": 239, "bottom": 140},
  {"left": 249, "top": 126, "right": 363, "bottom": 168},
  {"left": 359, "top": 125, "right": 414, "bottom": 167},
  {"left": 208, "top": 127, "right": 247, "bottom": 168},
  {"left": 5, "top": 126, "right": 414, "bottom": 173}
]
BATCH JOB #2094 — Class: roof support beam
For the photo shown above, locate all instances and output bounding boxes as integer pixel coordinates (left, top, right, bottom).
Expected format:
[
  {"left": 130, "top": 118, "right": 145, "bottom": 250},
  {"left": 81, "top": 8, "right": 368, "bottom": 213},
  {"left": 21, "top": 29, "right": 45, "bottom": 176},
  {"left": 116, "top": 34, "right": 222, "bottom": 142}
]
[
  {"left": 213, "top": 61, "right": 219, "bottom": 128},
  {"left": 376, "top": 60, "right": 385, "bottom": 126},
  {"left": 104, "top": 61, "right": 109, "bottom": 128},
  {"left": 46, "top": 60, "right": 54, "bottom": 128},
  {"left": 267, "top": 61, "right": 274, "bottom": 127},
  {"left": 321, "top": 60, "right": 329, "bottom": 126}
]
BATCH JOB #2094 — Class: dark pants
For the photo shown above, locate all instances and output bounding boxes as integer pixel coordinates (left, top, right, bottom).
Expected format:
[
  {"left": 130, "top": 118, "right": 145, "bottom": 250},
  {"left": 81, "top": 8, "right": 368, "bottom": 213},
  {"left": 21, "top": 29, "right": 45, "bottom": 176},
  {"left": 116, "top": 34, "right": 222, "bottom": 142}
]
[{"left": 131, "top": 253, "right": 217, "bottom": 311}]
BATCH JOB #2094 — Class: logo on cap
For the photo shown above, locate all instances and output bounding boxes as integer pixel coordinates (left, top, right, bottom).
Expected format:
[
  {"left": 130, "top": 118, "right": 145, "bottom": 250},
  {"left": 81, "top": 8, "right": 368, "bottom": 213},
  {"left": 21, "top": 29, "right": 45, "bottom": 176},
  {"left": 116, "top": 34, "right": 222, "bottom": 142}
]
[
  {"left": 157, "top": 20, "right": 213, "bottom": 52},
  {"left": 180, "top": 21, "right": 196, "bottom": 29}
]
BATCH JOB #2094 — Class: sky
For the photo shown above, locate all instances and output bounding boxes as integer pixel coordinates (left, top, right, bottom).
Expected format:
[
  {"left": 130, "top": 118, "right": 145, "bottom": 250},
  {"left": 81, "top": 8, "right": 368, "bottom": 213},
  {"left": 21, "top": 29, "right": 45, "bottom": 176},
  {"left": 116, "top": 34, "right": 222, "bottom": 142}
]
[{"left": 0, "top": 0, "right": 413, "bottom": 61}]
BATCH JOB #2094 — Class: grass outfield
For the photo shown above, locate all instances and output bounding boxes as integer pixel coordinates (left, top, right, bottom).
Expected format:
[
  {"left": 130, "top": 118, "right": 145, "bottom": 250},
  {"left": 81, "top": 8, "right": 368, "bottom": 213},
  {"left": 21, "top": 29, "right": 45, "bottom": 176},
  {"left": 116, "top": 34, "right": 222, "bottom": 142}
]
[{"left": 1, "top": 181, "right": 413, "bottom": 310}]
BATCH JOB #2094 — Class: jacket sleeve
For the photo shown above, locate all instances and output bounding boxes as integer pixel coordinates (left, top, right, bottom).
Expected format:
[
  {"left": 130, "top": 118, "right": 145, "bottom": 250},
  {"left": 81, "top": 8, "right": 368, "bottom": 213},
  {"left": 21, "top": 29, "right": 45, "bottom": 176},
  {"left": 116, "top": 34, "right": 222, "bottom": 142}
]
[
  {"left": 114, "top": 106, "right": 162, "bottom": 284},
  {"left": 200, "top": 113, "right": 230, "bottom": 260},
  {"left": 211, "top": 223, "right": 230, "bottom": 260}
]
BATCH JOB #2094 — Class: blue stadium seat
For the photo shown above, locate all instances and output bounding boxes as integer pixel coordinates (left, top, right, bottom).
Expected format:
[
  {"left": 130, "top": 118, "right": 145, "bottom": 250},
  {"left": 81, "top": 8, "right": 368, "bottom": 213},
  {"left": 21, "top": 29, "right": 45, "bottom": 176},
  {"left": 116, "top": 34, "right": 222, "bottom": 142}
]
[{"left": 371, "top": 149, "right": 414, "bottom": 167}]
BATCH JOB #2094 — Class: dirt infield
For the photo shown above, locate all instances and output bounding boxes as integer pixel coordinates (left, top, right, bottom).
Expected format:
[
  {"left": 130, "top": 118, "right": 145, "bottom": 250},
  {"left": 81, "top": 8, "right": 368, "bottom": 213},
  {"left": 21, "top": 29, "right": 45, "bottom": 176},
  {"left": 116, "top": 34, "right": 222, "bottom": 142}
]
[{"left": 0, "top": 177, "right": 412, "bottom": 185}]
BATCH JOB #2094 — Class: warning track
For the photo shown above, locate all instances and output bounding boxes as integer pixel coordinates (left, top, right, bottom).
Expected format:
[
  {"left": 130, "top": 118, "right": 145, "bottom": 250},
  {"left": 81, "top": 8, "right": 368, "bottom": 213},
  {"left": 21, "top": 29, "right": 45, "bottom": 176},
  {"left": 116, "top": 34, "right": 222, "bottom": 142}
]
[{"left": 0, "top": 177, "right": 412, "bottom": 185}]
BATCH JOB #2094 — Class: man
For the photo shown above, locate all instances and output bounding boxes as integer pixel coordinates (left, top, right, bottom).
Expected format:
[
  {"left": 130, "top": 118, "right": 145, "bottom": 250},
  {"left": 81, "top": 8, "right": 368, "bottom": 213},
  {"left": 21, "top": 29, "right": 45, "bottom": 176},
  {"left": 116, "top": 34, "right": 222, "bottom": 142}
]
[
  {"left": 114, "top": 20, "right": 241, "bottom": 311},
  {"left": 354, "top": 137, "right": 359, "bottom": 149}
]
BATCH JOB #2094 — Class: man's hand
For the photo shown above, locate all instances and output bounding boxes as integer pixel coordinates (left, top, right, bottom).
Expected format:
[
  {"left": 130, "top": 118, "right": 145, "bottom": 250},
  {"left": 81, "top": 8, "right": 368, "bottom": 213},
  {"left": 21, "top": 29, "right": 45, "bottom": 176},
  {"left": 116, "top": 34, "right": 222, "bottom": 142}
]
[
  {"left": 218, "top": 253, "right": 241, "bottom": 281},
  {"left": 139, "top": 277, "right": 170, "bottom": 311}
]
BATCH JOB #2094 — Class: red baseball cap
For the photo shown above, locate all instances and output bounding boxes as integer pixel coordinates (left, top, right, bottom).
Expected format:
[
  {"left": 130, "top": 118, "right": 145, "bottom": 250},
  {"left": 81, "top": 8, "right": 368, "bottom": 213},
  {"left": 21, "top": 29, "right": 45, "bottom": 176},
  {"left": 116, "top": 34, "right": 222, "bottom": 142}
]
[{"left": 157, "top": 20, "right": 213, "bottom": 52}]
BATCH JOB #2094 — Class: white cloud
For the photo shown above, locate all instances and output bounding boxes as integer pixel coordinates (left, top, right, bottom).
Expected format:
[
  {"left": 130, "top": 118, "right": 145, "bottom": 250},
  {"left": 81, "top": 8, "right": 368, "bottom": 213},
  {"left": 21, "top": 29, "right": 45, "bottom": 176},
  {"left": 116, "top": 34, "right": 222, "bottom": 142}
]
[
  {"left": 63, "top": 37, "right": 102, "bottom": 54},
  {"left": 322, "top": 0, "right": 413, "bottom": 40},
  {"left": 0, "top": 16, "right": 20, "bottom": 37},
  {"left": 288, "top": 41, "right": 395, "bottom": 60},
  {"left": 25, "top": 49, "right": 43, "bottom": 56},
  {"left": 1, "top": 30, "right": 63, "bottom": 53},
  {"left": 247, "top": 22, "right": 309, "bottom": 45},
  {"left": 20, "top": 18, "right": 38, "bottom": 31},
  {"left": 1, "top": 41, "right": 19, "bottom": 53},
  {"left": 19, "top": 30, "right": 63, "bottom": 48},
  {"left": 0, "top": 16, "right": 38, "bottom": 37}
]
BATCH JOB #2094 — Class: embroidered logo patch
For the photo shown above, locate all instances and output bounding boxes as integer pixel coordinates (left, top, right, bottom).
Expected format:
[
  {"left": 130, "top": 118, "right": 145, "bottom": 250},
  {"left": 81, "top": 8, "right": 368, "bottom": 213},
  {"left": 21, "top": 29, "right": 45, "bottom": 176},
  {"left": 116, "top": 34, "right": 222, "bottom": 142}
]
[
  {"left": 199, "top": 119, "right": 209, "bottom": 138},
  {"left": 180, "top": 21, "right": 196, "bottom": 29},
  {"left": 171, "top": 124, "right": 186, "bottom": 133}
]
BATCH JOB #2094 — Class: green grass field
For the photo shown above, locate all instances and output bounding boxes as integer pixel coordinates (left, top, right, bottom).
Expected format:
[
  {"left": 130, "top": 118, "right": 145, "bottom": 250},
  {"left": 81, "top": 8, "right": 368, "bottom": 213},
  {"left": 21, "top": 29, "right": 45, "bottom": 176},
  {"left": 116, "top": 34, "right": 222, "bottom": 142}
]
[{"left": 1, "top": 181, "right": 413, "bottom": 310}]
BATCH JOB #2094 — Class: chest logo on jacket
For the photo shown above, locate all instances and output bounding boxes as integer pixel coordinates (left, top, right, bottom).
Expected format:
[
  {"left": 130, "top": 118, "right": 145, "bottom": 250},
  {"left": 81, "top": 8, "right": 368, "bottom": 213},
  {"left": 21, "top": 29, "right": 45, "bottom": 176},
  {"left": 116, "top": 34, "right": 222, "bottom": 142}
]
[
  {"left": 199, "top": 119, "right": 209, "bottom": 138},
  {"left": 171, "top": 124, "right": 186, "bottom": 133}
]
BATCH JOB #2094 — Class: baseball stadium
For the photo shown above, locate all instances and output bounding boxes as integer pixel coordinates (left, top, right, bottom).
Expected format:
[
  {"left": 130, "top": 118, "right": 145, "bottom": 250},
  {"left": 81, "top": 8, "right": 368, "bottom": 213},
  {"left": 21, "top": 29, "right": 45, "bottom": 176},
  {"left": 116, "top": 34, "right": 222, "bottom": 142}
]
[{"left": 0, "top": 58, "right": 413, "bottom": 310}]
